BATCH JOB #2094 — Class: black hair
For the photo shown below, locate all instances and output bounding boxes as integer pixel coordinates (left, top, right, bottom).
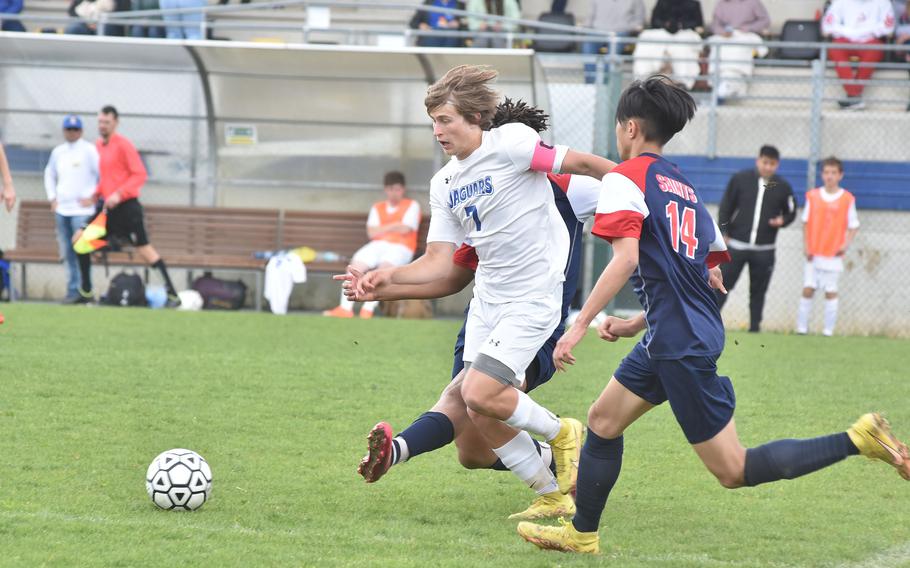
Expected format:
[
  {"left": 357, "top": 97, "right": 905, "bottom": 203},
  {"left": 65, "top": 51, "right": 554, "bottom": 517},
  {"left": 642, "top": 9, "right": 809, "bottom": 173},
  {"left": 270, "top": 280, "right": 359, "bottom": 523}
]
[
  {"left": 100, "top": 105, "right": 119, "bottom": 119},
  {"left": 490, "top": 98, "right": 549, "bottom": 133},
  {"left": 615, "top": 75, "right": 696, "bottom": 145},
  {"left": 759, "top": 145, "right": 780, "bottom": 161},
  {"left": 383, "top": 171, "right": 406, "bottom": 187}
]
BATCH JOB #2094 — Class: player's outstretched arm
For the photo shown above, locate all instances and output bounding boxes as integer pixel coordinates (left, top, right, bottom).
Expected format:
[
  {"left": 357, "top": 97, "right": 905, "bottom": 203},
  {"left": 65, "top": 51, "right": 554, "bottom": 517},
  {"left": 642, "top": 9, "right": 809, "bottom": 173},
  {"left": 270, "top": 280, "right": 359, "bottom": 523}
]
[
  {"left": 553, "top": 237, "right": 639, "bottom": 371},
  {"left": 558, "top": 149, "right": 617, "bottom": 181},
  {"left": 337, "top": 262, "right": 474, "bottom": 302},
  {"left": 353, "top": 242, "right": 456, "bottom": 298}
]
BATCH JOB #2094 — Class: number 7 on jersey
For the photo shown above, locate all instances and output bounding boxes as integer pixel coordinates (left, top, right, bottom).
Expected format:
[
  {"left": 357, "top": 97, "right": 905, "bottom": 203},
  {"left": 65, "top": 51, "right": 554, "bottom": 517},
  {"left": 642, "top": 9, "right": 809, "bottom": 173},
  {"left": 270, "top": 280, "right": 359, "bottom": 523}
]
[{"left": 465, "top": 205, "right": 481, "bottom": 231}]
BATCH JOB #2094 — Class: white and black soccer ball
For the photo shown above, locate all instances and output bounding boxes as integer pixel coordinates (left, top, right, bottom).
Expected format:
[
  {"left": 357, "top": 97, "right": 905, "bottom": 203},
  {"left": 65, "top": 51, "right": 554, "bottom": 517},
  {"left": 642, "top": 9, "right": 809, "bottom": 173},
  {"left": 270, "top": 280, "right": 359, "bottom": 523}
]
[{"left": 145, "top": 448, "right": 212, "bottom": 511}]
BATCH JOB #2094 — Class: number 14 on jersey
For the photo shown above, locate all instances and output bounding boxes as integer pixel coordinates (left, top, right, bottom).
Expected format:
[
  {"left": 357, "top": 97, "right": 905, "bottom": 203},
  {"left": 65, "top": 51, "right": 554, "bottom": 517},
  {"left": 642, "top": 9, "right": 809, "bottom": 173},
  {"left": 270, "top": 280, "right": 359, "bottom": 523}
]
[{"left": 665, "top": 201, "right": 698, "bottom": 259}]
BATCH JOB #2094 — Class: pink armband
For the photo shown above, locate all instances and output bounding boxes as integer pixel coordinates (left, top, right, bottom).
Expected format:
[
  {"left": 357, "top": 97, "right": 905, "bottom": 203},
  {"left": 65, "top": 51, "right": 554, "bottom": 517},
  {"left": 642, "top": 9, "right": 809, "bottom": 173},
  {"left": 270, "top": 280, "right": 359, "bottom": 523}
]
[{"left": 530, "top": 141, "right": 568, "bottom": 173}]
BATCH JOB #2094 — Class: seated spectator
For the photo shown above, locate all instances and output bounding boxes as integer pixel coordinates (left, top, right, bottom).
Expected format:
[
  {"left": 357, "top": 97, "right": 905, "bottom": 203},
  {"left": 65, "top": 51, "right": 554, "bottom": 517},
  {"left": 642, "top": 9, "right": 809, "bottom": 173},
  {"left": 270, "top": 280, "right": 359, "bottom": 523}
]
[
  {"left": 410, "top": 0, "right": 465, "bottom": 48},
  {"left": 323, "top": 171, "right": 422, "bottom": 319},
  {"left": 130, "top": 0, "right": 164, "bottom": 38},
  {"left": 66, "top": 0, "right": 130, "bottom": 36},
  {"left": 582, "top": 0, "right": 646, "bottom": 83},
  {"left": 0, "top": 0, "right": 26, "bottom": 32},
  {"left": 822, "top": 0, "right": 895, "bottom": 110},
  {"left": 159, "top": 0, "right": 206, "bottom": 40},
  {"left": 706, "top": 0, "right": 771, "bottom": 99},
  {"left": 466, "top": 0, "right": 521, "bottom": 49},
  {"left": 633, "top": 0, "right": 704, "bottom": 89},
  {"left": 894, "top": 0, "right": 910, "bottom": 110}
]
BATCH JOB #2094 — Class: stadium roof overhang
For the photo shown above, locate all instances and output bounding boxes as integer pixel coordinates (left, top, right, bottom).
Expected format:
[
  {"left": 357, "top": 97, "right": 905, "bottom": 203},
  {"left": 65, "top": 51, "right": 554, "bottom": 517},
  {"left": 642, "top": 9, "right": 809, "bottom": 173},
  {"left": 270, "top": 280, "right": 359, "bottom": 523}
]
[{"left": 0, "top": 33, "right": 546, "bottom": 204}]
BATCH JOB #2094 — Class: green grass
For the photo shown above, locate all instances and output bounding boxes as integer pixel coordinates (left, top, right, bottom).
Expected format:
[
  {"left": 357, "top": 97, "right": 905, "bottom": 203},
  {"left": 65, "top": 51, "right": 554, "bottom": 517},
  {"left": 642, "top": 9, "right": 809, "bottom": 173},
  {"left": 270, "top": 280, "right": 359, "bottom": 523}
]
[{"left": 1, "top": 303, "right": 909, "bottom": 567}]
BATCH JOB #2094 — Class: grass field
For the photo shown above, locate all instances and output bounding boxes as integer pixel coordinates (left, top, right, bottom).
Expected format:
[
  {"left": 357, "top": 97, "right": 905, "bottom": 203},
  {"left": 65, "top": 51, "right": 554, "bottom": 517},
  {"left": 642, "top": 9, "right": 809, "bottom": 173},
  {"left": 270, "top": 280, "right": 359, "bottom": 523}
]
[{"left": 1, "top": 303, "right": 908, "bottom": 567}]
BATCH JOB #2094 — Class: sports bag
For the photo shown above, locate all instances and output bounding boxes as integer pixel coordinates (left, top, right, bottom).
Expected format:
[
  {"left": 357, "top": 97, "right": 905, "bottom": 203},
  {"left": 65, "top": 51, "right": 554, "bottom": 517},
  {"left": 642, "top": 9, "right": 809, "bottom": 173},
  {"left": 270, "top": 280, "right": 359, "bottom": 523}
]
[
  {"left": 191, "top": 274, "right": 247, "bottom": 310},
  {"left": 103, "top": 272, "right": 147, "bottom": 307}
]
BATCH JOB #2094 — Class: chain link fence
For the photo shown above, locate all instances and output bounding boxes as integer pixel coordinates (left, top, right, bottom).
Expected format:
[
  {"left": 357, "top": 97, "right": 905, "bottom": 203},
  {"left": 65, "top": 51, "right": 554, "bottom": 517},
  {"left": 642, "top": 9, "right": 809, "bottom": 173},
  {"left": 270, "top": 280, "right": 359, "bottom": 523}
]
[
  {"left": 1, "top": 32, "right": 908, "bottom": 335},
  {"left": 538, "top": 38, "right": 910, "bottom": 337}
]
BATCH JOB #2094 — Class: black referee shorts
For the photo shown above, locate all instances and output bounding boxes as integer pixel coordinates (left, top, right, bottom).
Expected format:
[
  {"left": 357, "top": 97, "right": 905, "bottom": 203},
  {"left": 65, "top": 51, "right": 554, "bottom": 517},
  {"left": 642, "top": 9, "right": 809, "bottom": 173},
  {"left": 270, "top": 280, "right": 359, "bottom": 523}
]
[{"left": 87, "top": 198, "right": 150, "bottom": 247}]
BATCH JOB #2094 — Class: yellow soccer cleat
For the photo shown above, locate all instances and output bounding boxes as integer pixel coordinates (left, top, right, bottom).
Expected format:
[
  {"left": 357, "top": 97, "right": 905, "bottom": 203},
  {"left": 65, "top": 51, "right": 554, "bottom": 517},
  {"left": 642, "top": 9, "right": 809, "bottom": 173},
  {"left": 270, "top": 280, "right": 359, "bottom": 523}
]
[
  {"left": 517, "top": 518, "right": 600, "bottom": 554},
  {"left": 847, "top": 413, "right": 910, "bottom": 480},
  {"left": 550, "top": 417, "right": 584, "bottom": 495},
  {"left": 508, "top": 491, "right": 575, "bottom": 521}
]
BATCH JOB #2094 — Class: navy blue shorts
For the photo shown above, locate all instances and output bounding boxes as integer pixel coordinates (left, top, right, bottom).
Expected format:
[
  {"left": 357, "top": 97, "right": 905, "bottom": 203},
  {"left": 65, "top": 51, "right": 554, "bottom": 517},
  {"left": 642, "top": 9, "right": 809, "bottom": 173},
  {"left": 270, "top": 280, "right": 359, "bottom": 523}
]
[
  {"left": 614, "top": 342, "right": 736, "bottom": 444},
  {"left": 451, "top": 319, "right": 558, "bottom": 393}
]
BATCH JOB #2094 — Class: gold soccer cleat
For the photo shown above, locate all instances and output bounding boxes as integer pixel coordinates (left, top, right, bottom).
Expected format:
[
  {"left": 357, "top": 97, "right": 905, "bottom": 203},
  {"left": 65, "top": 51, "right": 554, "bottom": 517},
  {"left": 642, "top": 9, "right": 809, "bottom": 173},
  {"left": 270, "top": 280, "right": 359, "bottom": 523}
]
[
  {"left": 508, "top": 491, "right": 575, "bottom": 521},
  {"left": 847, "top": 413, "right": 910, "bottom": 480},
  {"left": 517, "top": 518, "right": 600, "bottom": 554},
  {"left": 550, "top": 417, "right": 584, "bottom": 495}
]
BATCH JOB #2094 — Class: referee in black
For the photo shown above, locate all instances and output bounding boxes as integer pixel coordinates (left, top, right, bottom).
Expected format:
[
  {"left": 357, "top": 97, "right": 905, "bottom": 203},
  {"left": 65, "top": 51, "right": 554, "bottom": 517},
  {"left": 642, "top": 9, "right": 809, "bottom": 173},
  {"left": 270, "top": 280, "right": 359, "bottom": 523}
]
[{"left": 716, "top": 145, "right": 796, "bottom": 332}]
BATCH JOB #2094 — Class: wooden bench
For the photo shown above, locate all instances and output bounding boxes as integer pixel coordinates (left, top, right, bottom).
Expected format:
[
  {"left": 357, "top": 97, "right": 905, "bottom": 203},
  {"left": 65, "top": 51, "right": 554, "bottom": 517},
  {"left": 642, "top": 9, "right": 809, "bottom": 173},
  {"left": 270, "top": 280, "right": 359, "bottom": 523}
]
[{"left": 4, "top": 201, "right": 430, "bottom": 310}]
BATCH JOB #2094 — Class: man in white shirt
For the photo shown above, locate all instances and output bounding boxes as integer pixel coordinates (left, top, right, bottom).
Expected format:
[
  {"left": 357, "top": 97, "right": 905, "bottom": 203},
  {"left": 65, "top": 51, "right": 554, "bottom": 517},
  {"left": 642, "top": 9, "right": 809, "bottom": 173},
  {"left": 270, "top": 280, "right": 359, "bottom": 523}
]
[{"left": 44, "top": 115, "right": 99, "bottom": 302}]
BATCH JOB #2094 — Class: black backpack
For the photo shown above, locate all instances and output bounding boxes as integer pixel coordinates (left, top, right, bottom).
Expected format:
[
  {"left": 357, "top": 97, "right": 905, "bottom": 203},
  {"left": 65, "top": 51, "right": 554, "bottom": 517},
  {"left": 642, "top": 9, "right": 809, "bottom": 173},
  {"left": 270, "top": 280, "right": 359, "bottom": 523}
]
[
  {"left": 191, "top": 274, "right": 247, "bottom": 310},
  {"left": 103, "top": 272, "right": 147, "bottom": 307}
]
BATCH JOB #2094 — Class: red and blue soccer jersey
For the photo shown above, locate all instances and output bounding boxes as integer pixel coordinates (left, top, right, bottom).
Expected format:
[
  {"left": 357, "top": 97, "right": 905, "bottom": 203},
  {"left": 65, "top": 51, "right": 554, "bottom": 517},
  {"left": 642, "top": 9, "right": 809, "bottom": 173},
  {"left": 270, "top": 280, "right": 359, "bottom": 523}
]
[{"left": 593, "top": 153, "right": 730, "bottom": 359}]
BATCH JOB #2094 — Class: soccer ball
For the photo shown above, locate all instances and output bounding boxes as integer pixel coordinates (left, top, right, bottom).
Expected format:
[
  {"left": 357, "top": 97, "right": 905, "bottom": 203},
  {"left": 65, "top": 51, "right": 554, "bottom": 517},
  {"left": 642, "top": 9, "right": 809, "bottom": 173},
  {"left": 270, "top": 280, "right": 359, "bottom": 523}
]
[
  {"left": 176, "top": 290, "right": 204, "bottom": 311},
  {"left": 145, "top": 449, "right": 212, "bottom": 511}
]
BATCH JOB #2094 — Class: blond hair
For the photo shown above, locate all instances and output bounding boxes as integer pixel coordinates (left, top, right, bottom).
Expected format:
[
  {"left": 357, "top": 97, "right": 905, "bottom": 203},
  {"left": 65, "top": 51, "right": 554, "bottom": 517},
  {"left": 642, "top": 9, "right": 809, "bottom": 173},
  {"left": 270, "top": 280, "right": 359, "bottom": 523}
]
[{"left": 424, "top": 65, "right": 500, "bottom": 129}]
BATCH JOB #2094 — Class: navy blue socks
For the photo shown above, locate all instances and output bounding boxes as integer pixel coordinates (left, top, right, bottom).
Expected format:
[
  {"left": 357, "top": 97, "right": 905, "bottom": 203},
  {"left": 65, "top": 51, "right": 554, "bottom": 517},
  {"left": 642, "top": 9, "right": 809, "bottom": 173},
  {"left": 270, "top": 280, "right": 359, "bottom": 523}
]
[
  {"left": 394, "top": 411, "right": 455, "bottom": 465},
  {"left": 744, "top": 432, "right": 858, "bottom": 487},
  {"left": 572, "top": 430, "right": 624, "bottom": 533}
]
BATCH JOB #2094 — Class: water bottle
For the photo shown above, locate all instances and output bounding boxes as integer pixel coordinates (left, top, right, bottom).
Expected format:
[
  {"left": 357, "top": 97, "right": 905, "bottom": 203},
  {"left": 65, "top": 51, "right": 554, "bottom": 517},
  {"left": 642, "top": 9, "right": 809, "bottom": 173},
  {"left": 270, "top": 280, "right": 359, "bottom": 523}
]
[{"left": 315, "top": 251, "right": 341, "bottom": 262}]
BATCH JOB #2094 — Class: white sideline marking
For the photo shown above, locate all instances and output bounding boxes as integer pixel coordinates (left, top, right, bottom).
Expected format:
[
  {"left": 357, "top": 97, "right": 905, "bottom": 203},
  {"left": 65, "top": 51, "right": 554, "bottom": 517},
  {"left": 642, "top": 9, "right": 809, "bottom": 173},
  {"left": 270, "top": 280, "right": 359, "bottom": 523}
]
[
  {"left": 838, "top": 541, "right": 910, "bottom": 568},
  {"left": 0, "top": 509, "right": 299, "bottom": 538}
]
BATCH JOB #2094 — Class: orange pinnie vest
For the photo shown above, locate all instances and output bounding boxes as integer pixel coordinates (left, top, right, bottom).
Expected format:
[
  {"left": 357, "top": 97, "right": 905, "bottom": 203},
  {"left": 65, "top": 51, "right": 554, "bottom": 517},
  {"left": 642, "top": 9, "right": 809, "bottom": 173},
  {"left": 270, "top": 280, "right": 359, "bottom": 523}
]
[
  {"left": 805, "top": 188, "right": 854, "bottom": 257},
  {"left": 374, "top": 198, "right": 417, "bottom": 252}
]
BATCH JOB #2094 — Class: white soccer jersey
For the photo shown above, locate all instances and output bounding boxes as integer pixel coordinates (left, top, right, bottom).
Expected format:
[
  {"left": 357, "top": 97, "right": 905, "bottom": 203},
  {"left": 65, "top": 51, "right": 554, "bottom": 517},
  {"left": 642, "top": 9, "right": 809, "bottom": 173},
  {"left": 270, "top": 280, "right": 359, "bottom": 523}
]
[
  {"left": 560, "top": 174, "right": 602, "bottom": 223},
  {"left": 426, "top": 122, "right": 570, "bottom": 303}
]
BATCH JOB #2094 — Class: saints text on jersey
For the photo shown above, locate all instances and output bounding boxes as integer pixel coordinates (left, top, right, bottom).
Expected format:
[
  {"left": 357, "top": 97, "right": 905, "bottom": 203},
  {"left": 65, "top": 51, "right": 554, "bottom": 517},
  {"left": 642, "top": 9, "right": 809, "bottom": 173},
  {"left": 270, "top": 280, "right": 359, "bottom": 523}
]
[{"left": 448, "top": 175, "right": 494, "bottom": 209}]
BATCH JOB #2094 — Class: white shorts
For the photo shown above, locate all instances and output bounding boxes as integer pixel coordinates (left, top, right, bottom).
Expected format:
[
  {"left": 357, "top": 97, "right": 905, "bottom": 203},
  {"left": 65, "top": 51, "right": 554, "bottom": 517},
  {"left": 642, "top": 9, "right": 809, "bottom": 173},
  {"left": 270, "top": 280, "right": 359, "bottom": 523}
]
[
  {"left": 351, "top": 240, "right": 414, "bottom": 269},
  {"left": 462, "top": 286, "right": 562, "bottom": 387},
  {"left": 803, "top": 261, "right": 840, "bottom": 293}
]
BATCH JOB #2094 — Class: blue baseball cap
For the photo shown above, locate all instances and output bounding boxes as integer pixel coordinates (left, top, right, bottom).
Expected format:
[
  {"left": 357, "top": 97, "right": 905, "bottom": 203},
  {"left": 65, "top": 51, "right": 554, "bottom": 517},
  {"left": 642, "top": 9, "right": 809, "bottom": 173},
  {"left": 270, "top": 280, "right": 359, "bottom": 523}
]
[{"left": 62, "top": 115, "right": 83, "bottom": 129}]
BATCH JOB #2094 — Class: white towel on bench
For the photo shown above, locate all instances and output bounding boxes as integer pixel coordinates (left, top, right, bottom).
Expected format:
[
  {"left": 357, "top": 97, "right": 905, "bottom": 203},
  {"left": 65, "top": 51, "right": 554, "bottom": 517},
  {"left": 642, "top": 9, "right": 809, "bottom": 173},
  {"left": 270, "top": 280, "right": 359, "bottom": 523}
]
[{"left": 265, "top": 252, "right": 307, "bottom": 315}]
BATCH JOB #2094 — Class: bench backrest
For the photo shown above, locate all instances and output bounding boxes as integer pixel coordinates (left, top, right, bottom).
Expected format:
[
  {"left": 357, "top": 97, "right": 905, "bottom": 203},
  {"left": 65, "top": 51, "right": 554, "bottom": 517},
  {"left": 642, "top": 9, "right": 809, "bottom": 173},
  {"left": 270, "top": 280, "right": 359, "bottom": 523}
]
[
  {"left": 280, "top": 211, "right": 431, "bottom": 259},
  {"left": 14, "top": 201, "right": 57, "bottom": 252},
  {"left": 143, "top": 206, "right": 281, "bottom": 257},
  {"left": 12, "top": 201, "right": 430, "bottom": 262}
]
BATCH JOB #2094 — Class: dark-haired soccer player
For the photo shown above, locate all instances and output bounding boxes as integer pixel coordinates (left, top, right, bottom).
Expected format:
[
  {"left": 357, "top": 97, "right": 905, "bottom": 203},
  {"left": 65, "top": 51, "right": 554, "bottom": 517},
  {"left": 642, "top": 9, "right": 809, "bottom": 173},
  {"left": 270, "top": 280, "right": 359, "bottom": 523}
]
[{"left": 517, "top": 75, "right": 910, "bottom": 554}]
